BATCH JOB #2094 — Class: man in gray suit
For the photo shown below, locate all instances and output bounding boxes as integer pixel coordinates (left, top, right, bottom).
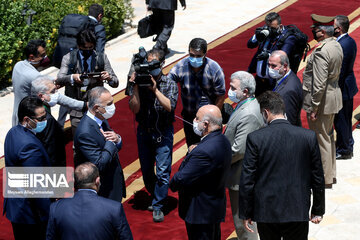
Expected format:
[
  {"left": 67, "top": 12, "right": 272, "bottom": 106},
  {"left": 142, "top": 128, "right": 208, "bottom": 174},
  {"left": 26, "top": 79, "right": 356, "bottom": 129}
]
[
  {"left": 224, "top": 71, "right": 263, "bottom": 240},
  {"left": 12, "top": 39, "right": 47, "bottom": 126}
]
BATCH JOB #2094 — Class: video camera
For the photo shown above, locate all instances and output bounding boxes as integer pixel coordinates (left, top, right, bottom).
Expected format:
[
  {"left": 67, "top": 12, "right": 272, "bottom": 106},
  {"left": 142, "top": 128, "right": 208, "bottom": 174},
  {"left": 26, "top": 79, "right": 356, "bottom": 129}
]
[{"left": 132, "top": 47, "right": 161, "bottom": 87}]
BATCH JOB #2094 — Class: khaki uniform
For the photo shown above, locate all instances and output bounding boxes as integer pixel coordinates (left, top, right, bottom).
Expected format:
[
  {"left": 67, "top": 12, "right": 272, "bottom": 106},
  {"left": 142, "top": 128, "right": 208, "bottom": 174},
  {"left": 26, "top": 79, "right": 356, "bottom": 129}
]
[{"left": 303, "top": 37, "right": 343, "bottom": 184}]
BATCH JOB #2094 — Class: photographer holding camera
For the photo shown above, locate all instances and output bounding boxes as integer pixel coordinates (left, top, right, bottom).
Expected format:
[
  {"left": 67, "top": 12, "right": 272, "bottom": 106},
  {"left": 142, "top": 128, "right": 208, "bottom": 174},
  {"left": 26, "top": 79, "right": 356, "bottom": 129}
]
[
  {"left": 57, "top": 29, "right": 118, "bottom": 135},
  {"left": 128, "top": 48, "right": 178, "bottom": 223},
  {"left": 247, "top": 12, "right": 297, "bottom": 96}
]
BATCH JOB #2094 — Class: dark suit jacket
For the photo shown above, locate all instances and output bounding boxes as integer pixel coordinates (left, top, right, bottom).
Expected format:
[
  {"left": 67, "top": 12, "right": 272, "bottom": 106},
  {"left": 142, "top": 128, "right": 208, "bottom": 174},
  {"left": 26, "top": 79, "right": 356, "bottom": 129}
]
[
  {"left": 239, "top": 119, "right": 325, "bottom": 223},
  {"left": 247, "top": 27, "right": 297, "bottom": 74},
  {"left": 89, "top": 18, "right": 106, "bottom": 54},
  {"left": 36, "top": 106, "right": 66, "bottom": 166},
  {"left": 170, "top": 130, "right": 231, "bottom": 224},
  {"left": 3, "top": 125, "right": 51, "bottom": 224},
  {"left": 46, "top": 190, "right": 133, "bottom": 240},
  {"left": 338, "top": 34, "right": 358, "bottom": 100},
  {"left": 274, "top": 71, "right": 303, "bottom": 126},
  {"left": 147, "top": 0, "right": 186, "bottom": 10},
  {"left": 74, "top": 115, "right": 126, "bottom": 202}
]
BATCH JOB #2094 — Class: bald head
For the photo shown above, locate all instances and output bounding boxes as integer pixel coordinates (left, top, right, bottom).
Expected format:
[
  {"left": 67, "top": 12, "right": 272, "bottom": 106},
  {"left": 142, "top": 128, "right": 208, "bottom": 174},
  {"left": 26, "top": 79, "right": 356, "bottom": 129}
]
[
  {"left": 74, "top": 162, "right": 100, "bottom": 191},
  {"left": 195, "top": 105, "right": 222, "bottom": 136}
]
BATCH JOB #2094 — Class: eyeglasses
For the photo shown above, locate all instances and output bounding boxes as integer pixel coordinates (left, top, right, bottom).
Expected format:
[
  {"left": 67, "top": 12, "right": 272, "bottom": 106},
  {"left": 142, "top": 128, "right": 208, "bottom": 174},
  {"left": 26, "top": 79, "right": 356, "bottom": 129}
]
[{"left": 31, "top": 114, "right": 47, "bottom": 122}]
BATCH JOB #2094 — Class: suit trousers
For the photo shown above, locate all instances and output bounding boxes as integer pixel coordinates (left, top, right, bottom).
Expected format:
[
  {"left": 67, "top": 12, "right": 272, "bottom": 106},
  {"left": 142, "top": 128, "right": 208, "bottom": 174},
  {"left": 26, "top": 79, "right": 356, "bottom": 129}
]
[
  {"left": 12, "top": 222, "right": 47, "bottom": 240},
  {"left": 257, "top": 222, "right": 309, "bottom": 240},
  {"left": 152, "top": 9, "right": 175, "bottom": 51},
  {"left": 307, "top": 113, "right": 336, "bottom": 184},
  {"left": 185, "top": 222, "right": 221, "bottom": 240},
  {"left": 229, "top": 189, "right": 258, "bottom": 240},
  {"left": 334, "top": 98, "right": 354, "bottom": 155}
]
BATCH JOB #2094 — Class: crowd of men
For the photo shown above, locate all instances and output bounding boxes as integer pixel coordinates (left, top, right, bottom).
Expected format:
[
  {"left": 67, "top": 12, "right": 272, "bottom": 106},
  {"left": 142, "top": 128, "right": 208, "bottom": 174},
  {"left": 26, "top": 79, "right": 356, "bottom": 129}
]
[{"left": 3, "top": 2, "right": 358, "bottom": 240}]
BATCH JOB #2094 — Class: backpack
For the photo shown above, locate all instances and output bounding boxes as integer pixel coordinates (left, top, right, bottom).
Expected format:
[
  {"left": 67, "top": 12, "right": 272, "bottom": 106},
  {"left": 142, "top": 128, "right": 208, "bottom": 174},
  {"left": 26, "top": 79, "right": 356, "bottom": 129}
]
[
  {"left": 277, "top": 24, "right": 310, "bottom": 73},
  {"left": 53, "top": 14, "right": 95, "bottom": 68}
]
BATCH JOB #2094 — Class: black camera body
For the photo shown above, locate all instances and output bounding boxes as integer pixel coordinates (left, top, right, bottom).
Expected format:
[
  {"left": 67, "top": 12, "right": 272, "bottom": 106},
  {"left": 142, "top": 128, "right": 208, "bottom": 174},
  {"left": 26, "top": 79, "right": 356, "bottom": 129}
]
[
  {"left": 132, "top": 47, "right": 161, "bottom": 87},
  {"left": 255, "top": 26, "right": 271, "bottom": 42}
]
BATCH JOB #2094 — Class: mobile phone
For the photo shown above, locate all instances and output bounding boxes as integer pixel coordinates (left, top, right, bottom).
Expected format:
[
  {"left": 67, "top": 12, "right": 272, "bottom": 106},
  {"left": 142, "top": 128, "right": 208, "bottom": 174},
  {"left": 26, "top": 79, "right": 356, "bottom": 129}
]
[{"left": 87, "top": 72, "right": 102, "bottom": 78}]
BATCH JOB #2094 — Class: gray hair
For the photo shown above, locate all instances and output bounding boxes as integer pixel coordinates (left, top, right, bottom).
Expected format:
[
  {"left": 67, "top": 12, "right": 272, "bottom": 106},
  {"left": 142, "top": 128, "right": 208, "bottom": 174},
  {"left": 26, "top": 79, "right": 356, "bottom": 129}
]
[
  {"left": 318, "top": 25, "right": 334, "bottom": 37},
  {"left": 31, "top": 76, "right": 53, "bottom": 95},
  {"left": 203, "top": 113, "right": 222, "bottom": 128},
  {"left": 230, "top": 71, "right": 256, "bottom": 96},
  {"left": 270, "top": 50, "right": 290, "bottom": 67},
  {"left": 335, "top": 15, "right": 349, "bottom": 33},
  {"left": 88, "top": 86, "right": 110, "bottom": 109}
]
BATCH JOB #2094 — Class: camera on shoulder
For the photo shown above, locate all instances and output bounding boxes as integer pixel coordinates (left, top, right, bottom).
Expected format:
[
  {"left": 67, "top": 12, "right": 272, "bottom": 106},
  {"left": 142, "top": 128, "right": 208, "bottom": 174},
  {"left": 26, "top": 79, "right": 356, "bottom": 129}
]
[{"left": 132, "top": 47, "right": 161, "bottom": 87}]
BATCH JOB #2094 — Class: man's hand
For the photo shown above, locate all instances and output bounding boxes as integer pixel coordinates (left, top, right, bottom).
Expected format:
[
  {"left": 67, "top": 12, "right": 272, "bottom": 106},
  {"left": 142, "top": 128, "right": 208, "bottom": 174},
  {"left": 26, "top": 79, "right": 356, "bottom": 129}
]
[
  {"left": 72, "top": 74, "right": 82, "bottom": 84},
  {"left": 101, "top": 71, "right": 110, "bottom": 81},
  {"left": 182, "top": 4, "right": 186, "bottom": 10},
  {"left": 310, "top": 111, "right": 317, "bottom": 121},
  {"left": 129, "top": 72, "right": 136, "bottom": 83},
  {"left": 188, "top": 144, "right": 197, "bottom": 153},
  {"left": 310, "top": 214, "right": 323, "bottom": 224},
  {"left": 256, "top": 50, "right": 270, "bottom": 60},
  {"left": 243, "top": 219, "right": 255, "bottom": 233},
  {"left": 100, "top": 129, "right": 120, "bottom": 143},
  {"left": 148, "top": 75, "right": 157, "bottom": 92}
]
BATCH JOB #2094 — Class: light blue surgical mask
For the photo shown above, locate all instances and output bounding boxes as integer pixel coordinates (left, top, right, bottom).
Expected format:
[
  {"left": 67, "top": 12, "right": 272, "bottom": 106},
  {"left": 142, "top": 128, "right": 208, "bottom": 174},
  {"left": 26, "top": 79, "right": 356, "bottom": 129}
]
[
  {"left": 189, "top": 56, "right": 204, "bottom": 68},
  {"left": 193, "top": 120, "right": 204, "bottom": 136},
  {"left": 228, "top": 89, "right": 240, "bottom": 103},
  {"left": 29, "top": 118, "right": 47, "bottom": 133}
]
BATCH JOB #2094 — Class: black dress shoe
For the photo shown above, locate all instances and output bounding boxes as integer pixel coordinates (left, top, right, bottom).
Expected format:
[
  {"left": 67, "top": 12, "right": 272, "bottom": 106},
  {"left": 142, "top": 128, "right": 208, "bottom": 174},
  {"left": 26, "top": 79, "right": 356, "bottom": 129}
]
[
  {"left": 147, "top": 205, "right": 154, "bottom": 211},
  {"left": 356, "top": 123, "right": 360, "bottom": 129},
  {"left": 333, "top": 178, "right": 337, "bottom": 184},
  {"left": 336, "top": 153, "right": 352, "bottom": 160}
]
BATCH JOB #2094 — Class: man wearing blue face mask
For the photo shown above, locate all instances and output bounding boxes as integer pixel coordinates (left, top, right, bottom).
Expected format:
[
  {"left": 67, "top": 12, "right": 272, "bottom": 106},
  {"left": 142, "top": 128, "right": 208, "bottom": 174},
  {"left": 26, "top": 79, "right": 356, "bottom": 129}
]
[
  {"left": 56, "top": 29, "right": 118, "bottom": 135},
  {"left": 268, "top": 50, "right": 303, "bottom": 126},
  {"left": 74, "top": 87, "right": 126, "bottom": 203},
  {"left": 4, "top": 96, "right": 52, "bottom": 240},
  {"left": 129, "top": 48, "right": 178, "bottom": 222},
  {"left": 224, "top": 71, "right": 263, "bottom": 240},
  {"left": 11, "top": 39, "right": 48, "bottom": 127},
  {"left": 168, "top": 38, "right": 226, "bottom": 147}
]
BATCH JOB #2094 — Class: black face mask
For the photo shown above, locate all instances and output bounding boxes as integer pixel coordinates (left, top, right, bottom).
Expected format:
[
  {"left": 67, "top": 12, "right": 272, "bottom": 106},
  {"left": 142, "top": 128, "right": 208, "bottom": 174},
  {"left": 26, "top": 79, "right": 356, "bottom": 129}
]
[
  {"left": 80, "top": 49, "right": 93, "bottom": 59},
  {"left": 270, "top": 27, "right": 280, "bottom": 37}
]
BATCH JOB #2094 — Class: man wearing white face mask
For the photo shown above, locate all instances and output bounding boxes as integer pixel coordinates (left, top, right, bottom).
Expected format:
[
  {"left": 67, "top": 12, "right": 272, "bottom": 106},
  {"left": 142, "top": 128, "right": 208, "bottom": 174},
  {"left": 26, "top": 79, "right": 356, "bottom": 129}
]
[
  {"left": 224, "top": 71, "right": 263, "bottom": 240},
  {"left": 168, "top": 38, "right": 226, "bottom": 147},
  {"left": 268, "top": 50, "right": 303, "bottom": 126},
  {"left": 74, "top": 87, "right": 126, "bottom": 203},
  {"left": 31, "top": 77, "right": 87, "bottom": 166},
  {"left": 170, "top": 105, "right": 231, "bottom": 240}
]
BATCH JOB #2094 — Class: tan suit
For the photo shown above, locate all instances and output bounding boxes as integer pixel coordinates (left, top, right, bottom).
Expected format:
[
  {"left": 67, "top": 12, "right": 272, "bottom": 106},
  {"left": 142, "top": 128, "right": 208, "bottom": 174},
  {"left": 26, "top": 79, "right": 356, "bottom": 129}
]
[
  {"left": 224, "top": 98, "right": 263, "bottom": 240},
  {"left": 302, "top": 37, "right": 343, "bottom": 184}
]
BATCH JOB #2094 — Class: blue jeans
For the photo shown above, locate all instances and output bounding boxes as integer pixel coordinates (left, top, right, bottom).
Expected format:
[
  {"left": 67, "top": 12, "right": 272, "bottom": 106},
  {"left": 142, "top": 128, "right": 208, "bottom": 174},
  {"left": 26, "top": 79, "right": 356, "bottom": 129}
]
[{"left": 137, "top": 125, "right": 173, "bottom": 210}]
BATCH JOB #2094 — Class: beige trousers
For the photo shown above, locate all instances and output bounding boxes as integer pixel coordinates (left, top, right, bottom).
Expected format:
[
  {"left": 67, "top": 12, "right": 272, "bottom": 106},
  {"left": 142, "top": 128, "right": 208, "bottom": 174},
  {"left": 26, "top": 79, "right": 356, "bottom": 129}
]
[{"left": 307, "top": 113, "right": 336, "bottom": 185}]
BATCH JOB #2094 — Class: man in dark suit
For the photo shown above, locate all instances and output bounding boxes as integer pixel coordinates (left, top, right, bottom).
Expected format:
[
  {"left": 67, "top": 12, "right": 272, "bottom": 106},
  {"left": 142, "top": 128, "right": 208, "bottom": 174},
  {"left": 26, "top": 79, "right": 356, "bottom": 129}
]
[
  {"left": 74, "top": 87, "right": 126, "bottom": 203},
  {"left": 146, "top": 0, "right": 186, "bottom": 54},
  {"left": 239, "top": 91, "right": 325, "bottom": 240},
  {"left": 88, "top": 3, "right": 106, "bottom": 54},
  {"left": 4, "top": 96, "right": 52, "bottom": 240},
  {"left": 247, "top": 12, "right": 297, "bottom": 96},
  {"left": 268, "top": 50, "right": 303, "bottom": 126},
  {"left": 170, "top": 105, "right": 231, "bottom": 240},
  {"left": 46, "top": 162, "right": 133, "bottom": 240},
  {"left": 333, "top": 15, "right": 358, "bottom": 159}
]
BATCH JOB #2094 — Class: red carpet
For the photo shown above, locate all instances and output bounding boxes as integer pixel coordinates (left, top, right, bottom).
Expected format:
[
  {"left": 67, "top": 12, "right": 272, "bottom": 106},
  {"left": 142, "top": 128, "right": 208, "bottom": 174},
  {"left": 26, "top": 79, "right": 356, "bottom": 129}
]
[{"left": 1, "top": 0, "right": 360, "bottom": 239}]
